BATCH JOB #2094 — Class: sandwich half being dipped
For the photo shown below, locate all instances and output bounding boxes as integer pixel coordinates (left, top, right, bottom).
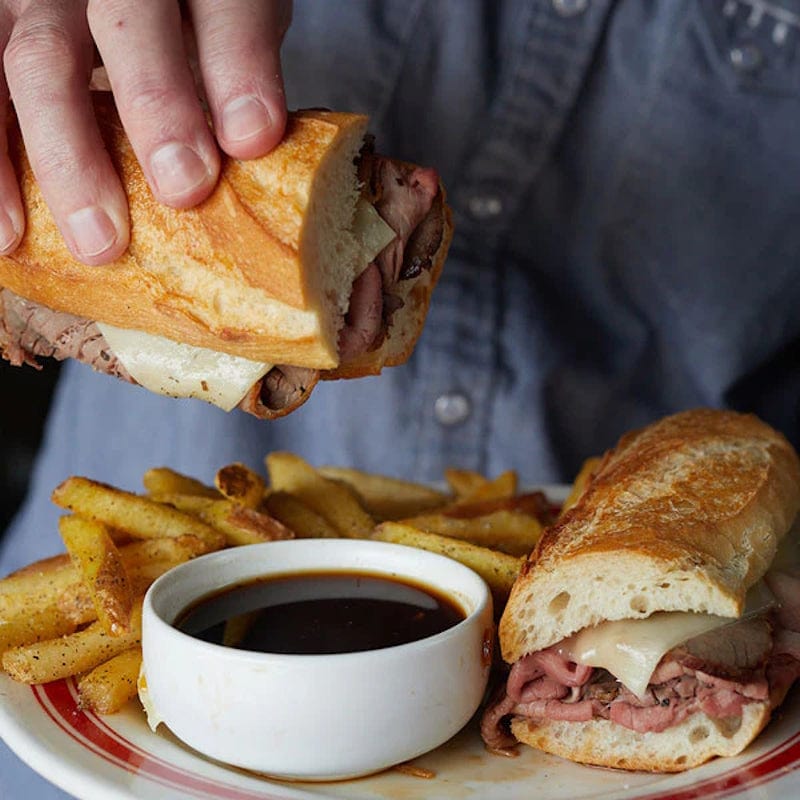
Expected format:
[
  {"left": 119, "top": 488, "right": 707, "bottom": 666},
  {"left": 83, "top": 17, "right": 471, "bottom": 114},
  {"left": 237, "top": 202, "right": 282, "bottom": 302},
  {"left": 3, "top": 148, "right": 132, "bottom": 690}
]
[
  {"left": 0, "top": 96, "right": 452, "bottom": 418},
  {"left": 482, "top": 408, "right": 800, "bottom": 772}
]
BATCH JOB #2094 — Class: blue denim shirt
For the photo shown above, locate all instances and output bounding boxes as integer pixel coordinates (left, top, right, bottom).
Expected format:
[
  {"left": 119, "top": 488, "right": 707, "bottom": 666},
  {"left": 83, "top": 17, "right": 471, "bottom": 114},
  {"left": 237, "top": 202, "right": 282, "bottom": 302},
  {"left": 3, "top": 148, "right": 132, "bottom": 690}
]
[{"left": 3, "top": 1, "right": 800, "bottom": 795}]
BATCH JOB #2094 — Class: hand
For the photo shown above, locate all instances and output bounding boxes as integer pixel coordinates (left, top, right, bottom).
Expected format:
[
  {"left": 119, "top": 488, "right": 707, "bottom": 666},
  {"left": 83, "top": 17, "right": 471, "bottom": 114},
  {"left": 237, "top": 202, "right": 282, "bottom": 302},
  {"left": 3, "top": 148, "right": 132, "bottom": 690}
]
[{"left": 0, "top": 0, "right": 291, "bottom": 265}]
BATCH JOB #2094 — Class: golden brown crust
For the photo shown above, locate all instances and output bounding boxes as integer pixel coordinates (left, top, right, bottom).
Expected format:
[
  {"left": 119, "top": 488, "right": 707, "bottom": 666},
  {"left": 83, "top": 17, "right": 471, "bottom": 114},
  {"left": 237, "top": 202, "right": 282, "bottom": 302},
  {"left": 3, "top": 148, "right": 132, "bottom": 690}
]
[
  {"left": 510, "top": 701, "right": 772, "bottom": 772},
  {"left": 0, "top": 97, "right": 369, "bottom": 367},
  {"left": 500, "top": 409, "right": 800, "bottom": 663}
]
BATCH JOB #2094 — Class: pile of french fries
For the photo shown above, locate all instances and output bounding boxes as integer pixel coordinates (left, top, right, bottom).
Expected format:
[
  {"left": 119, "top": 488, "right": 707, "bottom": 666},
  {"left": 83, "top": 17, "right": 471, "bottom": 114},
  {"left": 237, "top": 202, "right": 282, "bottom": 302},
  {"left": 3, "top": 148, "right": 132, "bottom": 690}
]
[{"left": 0, "top": 452, "right": 595, "bottom": 717}]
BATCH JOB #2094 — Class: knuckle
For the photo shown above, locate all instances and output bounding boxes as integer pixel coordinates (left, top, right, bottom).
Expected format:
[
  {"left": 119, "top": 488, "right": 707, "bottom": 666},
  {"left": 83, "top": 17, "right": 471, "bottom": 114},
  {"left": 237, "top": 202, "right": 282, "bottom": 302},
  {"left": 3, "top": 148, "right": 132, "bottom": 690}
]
[
  {"left": 30, "top": 139, "right": 100, "bottom": 191},
  {"left": 32, "top": 142, "right": 82, "bottom": 185},
  {"left": 120, "top": 80, "right": 179, "bottom": 124},
  {"left": 4, "top": 19, "right": 79, "bottom": 88}
]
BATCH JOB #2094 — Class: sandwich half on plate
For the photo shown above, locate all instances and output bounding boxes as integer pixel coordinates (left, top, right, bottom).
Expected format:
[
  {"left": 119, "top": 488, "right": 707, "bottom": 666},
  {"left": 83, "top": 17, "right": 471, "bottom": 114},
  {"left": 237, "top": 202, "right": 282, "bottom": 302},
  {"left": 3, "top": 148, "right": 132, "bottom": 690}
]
[
  {"left": 0, "top": 96, "right": 452, "bottom": 418},
  {"left": 482, "top": 408, "right": 800, "bottom": 772}
]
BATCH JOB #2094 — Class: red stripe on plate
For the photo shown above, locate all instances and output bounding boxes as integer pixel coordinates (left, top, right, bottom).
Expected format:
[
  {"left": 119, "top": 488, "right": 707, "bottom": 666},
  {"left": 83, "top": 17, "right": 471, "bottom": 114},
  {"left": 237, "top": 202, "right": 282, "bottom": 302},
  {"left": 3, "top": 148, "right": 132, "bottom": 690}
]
[
  {"left": 34, "top": 680, "right": 288, "bottom": 800},
  {"left": 637, "top": 731, "right": 800, "bottom": 800}
]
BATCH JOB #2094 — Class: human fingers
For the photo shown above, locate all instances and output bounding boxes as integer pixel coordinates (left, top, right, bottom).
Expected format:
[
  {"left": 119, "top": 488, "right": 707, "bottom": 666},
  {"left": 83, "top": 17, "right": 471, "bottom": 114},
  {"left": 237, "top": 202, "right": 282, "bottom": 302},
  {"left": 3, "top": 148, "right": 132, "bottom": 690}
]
[
  {"left": 4, "top": 1, "right": 130, "bottom": 264},
  {"left": 88, "top": 0, "right": 220, "bottom": 209},
  {"left": 188, "top": 0, "right": 290, "bottom": 159},
  {"left": 0, "top": 4, "right": 23, "bottom": 255}
]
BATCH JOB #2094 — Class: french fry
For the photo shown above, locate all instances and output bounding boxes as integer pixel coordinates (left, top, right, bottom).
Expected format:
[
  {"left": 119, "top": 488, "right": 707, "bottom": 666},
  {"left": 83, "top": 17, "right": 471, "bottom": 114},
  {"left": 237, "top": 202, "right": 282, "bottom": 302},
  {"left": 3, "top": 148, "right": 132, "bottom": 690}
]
[
  {"left": 150, "top": 493, "right": 294, "bottom": 545},
  {"left": 0, "top": 608, "right": 78, "bottom": 654},
  {"left": 266, "top": 452, "right": 375, "bottom": 538},
  {"left": 440, "top": 491, "right": 551, "bottom": 519},
  {"left": 0, "top": 556, "right": 85, "bottom": 619},
  {"left": 317, "top": 466, "right": 450, "bottom": 520},
  {"left": 398, "top": 509, "right": 542, "bottom": 556},
  {"left": 7, "top": 552, "right": 72, "bottom": 578},
  {"left": 142, "top": 467, "right": 219, "bottom": 499},
  {"left": 148, "top": 492, "right": 217, "bottom": 515},
  {"left": 264, "top": 491, "right": 341, "bottom": 538},
  {"left": 77, "top": 647, "right": 142, "bottom": 714},
  {"left": 559, "top": 456, "right": 602, "bottom": 518},
  {"left": 199, "top": 501, "right": 294, "bottom": 546},
  {"left": 215, "top": 463, "right": 266, "bottom": 509},
  {"left": 59, "top": 515, "right": 133, "bottom": 635},
  {"left": 0, "top": 535, "right": 206, "bottom": 625},
  {"left": 450, "top": 470, "right": 518, "bottom": 504},
  {"left": 399, "top": 491, "right": 551, "bottom": 555},
  {"left": 51, "top": 477, "right": 225, "bottom": 551},
  {"left": 372, "top": 523, "right": 523, "bottom": 603},
  {"left": 444, "top": 468, "right": 489, "bottom": 498},
  {"left": 2, "top": 603, "right": 142, "bottom": 684},
  {"left": 264, "top": 492, "right": 341, "bottom": 538}
]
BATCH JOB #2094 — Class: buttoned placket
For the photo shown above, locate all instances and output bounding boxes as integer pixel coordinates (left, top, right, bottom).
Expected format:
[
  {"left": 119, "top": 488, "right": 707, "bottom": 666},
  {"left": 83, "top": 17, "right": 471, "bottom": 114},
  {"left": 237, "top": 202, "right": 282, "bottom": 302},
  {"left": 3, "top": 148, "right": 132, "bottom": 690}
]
[{"left": 408, "top": 0, "right": 612, "bottom": 479}]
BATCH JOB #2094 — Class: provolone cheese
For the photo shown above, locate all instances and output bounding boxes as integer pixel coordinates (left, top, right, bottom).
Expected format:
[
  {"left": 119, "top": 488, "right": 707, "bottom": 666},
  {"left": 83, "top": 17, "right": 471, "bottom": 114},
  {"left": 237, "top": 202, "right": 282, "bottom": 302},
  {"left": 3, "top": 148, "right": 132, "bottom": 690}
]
[
  {"left": 97, "top": 323, "right": 272, "bottom": 412},
  {"left": 558, "top": 575, "right": 784, "bottom": 700},
  {"left": 560, "top": 611, "right": 730, "bottom": 700},
  {"left": 353, "top": 197, "right": 396, "bottom": 263}
]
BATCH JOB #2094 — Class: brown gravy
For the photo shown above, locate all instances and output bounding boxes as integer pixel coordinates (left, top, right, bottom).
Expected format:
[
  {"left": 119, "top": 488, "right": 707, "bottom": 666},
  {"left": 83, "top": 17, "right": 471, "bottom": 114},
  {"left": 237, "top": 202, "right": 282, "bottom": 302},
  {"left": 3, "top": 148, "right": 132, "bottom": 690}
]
[{"left": 175, "top": 570, "right": 465, "bottom": 655}]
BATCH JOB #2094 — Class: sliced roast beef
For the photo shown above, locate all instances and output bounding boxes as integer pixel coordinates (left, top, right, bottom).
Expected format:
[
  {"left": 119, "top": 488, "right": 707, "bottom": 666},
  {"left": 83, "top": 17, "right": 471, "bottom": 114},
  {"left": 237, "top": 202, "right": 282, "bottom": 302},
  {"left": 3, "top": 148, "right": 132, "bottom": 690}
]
[
  {"left": 353, "top": 150, "right": 444, "bottom": 347},
  {"left": 0, "top": 289, "right": 130, "bottom": 379},
  {"left": 1, "top": 286, "right": 312, "bottom": 418},
  {"left": 666, "top": 616, "right": 773, "bottom": 680},
  {"left": 337, "top": 262, "right": 384, "bottom": 361},
  {"left": 401, "top": 191, "right": 446, "bottom": 280},
  {"left": 371, "top": 158, "right": 439, "bottom": 289},
  {"left": 481, "top": 608, "right": 800, "bottom": 747},
  {"left": 237, "top": 364, "right": 320, "bottom": 419}
]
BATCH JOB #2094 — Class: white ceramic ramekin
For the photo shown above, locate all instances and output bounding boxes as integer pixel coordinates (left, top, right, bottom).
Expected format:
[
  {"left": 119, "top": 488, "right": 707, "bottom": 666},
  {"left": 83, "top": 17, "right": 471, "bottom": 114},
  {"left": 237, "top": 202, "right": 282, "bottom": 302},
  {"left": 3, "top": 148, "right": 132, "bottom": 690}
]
[{"left": 141, "top": 538, "right": 493, "bottom": 780}]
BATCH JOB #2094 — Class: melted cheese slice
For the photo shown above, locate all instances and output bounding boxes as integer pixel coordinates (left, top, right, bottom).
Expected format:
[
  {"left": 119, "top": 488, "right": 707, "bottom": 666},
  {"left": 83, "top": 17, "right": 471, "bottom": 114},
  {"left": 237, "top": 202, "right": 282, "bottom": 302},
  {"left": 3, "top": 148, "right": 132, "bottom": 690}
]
[
  {"left": 353, "top": 197, "right": 396, "bottom": 263},
  {"left": 97, "top": 323, "right": 272, "bottom": 412},
  {"left": 559, "top": 611, "right": 731, "bottom": 700},
  {"left": 558, "top": 576, "right": 783, "bottom": 700}
]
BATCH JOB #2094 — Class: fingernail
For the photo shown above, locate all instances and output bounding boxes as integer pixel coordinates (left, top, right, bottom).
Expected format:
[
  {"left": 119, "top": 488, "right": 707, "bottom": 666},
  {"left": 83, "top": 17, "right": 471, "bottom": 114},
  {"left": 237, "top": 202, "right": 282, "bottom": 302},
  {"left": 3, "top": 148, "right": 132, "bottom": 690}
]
[
  {"left": 221, "top": 95, "right": 272, "bottom": 143},
  {"left": 67, "top": 205, "right": 118, "bottom": 259},
  {"left": 150, "top": 142, "right": 211, "bottom": 200},
  {"left": 0, "top": 207, "right": 20, "bottom": 254}
]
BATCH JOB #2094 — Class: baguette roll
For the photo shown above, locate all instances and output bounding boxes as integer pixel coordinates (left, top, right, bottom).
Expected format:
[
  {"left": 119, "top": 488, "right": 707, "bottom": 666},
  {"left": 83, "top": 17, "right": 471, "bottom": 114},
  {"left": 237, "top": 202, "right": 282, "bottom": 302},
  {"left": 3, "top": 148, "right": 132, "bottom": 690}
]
[
  {"left": 0, "top": 95, "right": 452, "bottom": 417},
  {"left": 483, "top": 409, "right": 800, "bottom": 772}
]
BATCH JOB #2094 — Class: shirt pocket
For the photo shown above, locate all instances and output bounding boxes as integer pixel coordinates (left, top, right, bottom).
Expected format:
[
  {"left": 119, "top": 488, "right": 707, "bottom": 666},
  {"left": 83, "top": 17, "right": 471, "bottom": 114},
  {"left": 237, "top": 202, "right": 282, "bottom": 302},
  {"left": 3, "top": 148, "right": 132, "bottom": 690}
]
[
  {"left": 695, "top": 0, "right": 800, "bottom": 95},
  {"left": 598, "top": 1, "right": 800, "bottom": 394}
]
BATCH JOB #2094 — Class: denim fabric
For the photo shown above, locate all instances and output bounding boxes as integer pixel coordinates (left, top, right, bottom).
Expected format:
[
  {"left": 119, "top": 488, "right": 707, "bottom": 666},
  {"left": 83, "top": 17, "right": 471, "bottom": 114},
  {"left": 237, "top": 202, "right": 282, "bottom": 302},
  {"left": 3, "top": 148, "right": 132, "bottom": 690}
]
[{"left": 3, "top": 1, "right": 800, "bottom": 795}]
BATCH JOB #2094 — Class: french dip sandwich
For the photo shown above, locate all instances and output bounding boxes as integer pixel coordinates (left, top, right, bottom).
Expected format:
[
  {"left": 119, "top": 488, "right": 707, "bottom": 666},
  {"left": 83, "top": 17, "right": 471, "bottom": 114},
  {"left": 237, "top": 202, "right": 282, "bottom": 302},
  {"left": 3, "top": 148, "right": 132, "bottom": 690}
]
[
  {"left": 0, "top": 96, "right": 452, "bottom": 418},
  {"left": 482, "top": 409, "right": 800, "bottom": 772}
]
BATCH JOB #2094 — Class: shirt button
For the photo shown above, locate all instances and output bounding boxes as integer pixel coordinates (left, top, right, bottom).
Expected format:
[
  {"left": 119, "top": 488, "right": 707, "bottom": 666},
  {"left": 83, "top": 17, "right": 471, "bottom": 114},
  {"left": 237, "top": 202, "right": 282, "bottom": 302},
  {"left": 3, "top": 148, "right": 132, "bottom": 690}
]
[
  {"left": 467, "top": 194, "right": 503, "bottom": 220},
  {"left": 729, "top": 44, "right": 763, "bottom": 73},
  {"left": 434, "top": 392, "right": 471, "bottom": 426},
  {"left": 552, "top": 0, "right": 589, "bottom": 17}
]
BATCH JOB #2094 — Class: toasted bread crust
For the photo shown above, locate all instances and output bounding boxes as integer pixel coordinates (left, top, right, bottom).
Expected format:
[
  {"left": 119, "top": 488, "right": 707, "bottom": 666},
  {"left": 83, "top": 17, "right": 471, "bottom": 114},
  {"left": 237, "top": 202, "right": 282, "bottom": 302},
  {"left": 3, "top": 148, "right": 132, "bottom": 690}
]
[
  {"left": 0, "top": 97, "right": 369, "bottom": 367},
  {"left": 500, "top": 409, "right": 800, "bottom": 663},
  {"left": 510, "top": 700, "right": 772, "bottom": 772}
]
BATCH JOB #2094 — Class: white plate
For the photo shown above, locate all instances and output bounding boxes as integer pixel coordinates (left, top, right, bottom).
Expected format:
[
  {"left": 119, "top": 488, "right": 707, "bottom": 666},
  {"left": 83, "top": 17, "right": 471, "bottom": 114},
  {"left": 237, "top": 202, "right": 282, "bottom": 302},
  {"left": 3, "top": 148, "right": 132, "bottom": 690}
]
[
  {"left": 2, "top": 675, "right": 799, "bottom": 800},
  {"left": 2, "top": 485, "right": 800, "bottom": 800}
]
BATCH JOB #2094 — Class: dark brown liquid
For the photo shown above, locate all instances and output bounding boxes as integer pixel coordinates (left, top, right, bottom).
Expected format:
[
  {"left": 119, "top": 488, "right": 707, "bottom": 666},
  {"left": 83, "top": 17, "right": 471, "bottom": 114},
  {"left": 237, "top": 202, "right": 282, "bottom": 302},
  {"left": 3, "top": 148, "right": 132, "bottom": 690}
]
[{"left": 175, "top": 571, "right": 465, "bottom": 654}]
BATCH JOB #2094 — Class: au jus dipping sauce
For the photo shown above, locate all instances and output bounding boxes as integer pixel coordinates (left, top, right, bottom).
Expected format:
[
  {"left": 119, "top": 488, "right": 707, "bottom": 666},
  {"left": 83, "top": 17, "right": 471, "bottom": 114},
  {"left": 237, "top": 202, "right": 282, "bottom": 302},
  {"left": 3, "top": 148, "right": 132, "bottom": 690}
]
[{"left": 175, "top": 571, "right": 466, "bottom": 654}]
